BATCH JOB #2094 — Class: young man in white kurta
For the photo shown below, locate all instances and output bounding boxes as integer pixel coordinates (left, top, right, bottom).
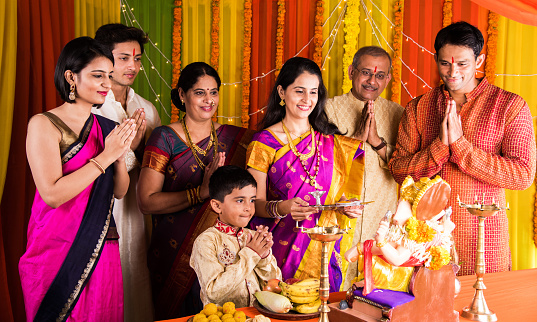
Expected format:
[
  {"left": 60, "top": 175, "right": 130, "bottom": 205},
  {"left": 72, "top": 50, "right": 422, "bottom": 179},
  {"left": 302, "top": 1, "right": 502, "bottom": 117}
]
[
  {"left": 324, "top": 46, "right": 404, "bottom": 290},
  {"left": 93, "top": 23, "right": 161, "bottom": 322}
]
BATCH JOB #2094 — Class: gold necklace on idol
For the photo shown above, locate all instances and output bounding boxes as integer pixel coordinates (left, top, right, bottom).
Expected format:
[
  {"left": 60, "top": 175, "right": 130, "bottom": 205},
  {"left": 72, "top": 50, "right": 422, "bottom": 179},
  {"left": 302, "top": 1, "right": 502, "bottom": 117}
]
[
  {"left": 282, "top": 122, "right": 320, "bottom": 188},
  {"left": 181, "top": 117, "right": 218, "bottom": 170}
]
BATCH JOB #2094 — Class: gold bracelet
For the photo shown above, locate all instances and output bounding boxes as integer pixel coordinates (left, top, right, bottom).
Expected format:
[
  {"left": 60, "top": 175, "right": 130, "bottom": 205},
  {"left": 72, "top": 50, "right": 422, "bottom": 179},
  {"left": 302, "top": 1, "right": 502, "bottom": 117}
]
[
  {"left": 186, "top": 188, "right": 194, "bottom": 207},
  {"left": 195, "top": 186, "right": 204, "bottom": 203},
  {"left": 89, "top": 158, "right": 105, "bottom": 174},
  {"left": 376, "top": 240, "right": 388, "bottom": 248}
]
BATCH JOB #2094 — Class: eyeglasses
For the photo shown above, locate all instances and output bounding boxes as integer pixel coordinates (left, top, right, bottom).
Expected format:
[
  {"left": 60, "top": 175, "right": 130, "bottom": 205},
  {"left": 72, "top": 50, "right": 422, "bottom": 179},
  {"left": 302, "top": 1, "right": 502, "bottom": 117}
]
[{"left": 356, "top": 69, "right": 387, "bottom": 80}]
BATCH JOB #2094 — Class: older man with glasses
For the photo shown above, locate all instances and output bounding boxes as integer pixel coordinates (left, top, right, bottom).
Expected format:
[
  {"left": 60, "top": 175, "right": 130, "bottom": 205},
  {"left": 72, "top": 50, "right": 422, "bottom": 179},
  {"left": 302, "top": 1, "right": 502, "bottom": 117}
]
[{"left": 325, "top": 46, "right": 404, "bottom": 290}]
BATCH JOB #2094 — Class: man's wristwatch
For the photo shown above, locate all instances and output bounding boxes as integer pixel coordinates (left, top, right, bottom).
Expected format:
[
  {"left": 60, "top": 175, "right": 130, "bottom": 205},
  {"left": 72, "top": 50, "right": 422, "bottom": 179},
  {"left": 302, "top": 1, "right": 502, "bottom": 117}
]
[{"left": 372, "top": 137, "right": 387, "bottom": 151}]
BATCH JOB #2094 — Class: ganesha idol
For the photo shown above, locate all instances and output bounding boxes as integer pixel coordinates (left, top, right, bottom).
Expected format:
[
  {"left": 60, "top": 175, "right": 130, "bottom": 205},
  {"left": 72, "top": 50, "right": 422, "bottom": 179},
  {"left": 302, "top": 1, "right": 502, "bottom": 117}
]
[{"left": 328, "top": 176, "right": 460, "bottom": 322}]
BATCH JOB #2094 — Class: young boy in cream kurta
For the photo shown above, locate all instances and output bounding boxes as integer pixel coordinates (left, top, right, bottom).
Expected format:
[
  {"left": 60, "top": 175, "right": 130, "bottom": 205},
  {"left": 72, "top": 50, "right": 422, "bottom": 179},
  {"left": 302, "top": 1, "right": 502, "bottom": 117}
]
[{"left": 190, "top": 165, "right": 282, "bottom": 307}]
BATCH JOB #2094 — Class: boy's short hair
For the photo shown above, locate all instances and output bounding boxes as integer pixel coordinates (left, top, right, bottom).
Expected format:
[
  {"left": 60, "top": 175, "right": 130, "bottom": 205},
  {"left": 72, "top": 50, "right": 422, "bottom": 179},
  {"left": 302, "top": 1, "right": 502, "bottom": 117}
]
[
  {"left": 209, "top": 165, "right": 257, "bottom": 202},
  {"left": 94, "top": 23, "right": 149, "bottom": 54}
]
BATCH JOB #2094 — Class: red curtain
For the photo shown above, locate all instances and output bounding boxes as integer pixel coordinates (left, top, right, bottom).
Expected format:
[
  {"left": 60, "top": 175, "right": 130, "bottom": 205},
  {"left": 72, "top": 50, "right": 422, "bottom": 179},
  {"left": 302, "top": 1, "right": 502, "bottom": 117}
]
[
  {"left": 400, "top": 0, "right": 489, "bottom": 106},
  {"left": 0, "top": 1, "right": 74, "bottom": 321},
  {"left": 471, "top": 0, "right": 537, "bottom": 26},
  {"left": 249, "top": 0, "right": 317, "bottom": 130}
]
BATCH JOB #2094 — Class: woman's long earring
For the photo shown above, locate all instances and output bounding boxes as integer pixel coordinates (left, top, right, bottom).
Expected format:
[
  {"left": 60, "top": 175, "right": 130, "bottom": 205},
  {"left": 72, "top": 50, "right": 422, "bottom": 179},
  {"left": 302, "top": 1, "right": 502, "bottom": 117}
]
[
  {"left": 280, "top": 98, "right": 285, "bottom": 106},
  {"left": 69, "top": 83, "right": 76, "bottom": 101}
]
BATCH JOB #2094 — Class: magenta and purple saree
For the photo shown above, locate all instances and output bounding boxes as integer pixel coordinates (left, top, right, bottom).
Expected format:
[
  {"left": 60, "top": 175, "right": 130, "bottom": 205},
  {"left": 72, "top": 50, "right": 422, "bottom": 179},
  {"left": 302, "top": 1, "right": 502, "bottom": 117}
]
[
  {"left": 247, "top": 129, "right": 365, "bottom": 292},
  {"left": 19, "top": 113, "right": 122, "bottom": 322}
]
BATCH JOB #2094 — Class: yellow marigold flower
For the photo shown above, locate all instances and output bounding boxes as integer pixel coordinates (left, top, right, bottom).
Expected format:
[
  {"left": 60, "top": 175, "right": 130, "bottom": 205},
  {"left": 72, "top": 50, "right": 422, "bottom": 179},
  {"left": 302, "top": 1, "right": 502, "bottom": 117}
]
[{"left": 428, "top": 246, "right": 451, "bottom": 270}]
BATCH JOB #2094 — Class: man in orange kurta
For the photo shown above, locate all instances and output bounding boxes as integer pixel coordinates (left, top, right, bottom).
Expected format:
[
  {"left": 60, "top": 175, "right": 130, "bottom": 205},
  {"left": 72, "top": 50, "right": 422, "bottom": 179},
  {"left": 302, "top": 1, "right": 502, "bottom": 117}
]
[{"left": 389, "top": 21, "right": 535, "bottom": 275}]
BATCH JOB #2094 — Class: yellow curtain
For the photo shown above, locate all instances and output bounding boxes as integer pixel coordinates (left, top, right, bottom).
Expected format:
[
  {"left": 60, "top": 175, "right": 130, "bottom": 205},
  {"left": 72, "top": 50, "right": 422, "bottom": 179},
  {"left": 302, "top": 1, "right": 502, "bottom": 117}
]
[
  {"left": 219, "top": 0, "right": 244, "bottom": 127},
  {"left": 74, "top": 0, "right": 121, "bottom": 37},
  {"left": 495, "top": 16, "right": 537, "bottom": 270},
  {"left": 0, "top": 0, "right": 17, "bottom": 201}
]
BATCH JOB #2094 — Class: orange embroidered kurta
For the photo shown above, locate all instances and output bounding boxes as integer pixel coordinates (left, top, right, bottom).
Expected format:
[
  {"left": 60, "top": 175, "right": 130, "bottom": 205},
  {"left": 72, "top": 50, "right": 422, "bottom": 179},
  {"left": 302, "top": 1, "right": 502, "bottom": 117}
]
[{"left": 388, "top": 78, "right": 536, "bottom": 275}]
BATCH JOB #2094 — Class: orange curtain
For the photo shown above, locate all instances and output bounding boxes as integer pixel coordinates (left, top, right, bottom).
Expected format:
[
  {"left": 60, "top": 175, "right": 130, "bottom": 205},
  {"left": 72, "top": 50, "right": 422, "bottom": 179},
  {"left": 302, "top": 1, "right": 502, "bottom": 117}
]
[
  {"left": 0, "top": 1, "right": 74, "bottom": 321},
  {"left": 249, "top": 0, "right": 318, "bottom": 130},
  {"left": 471, "top": 0, "right": 537, "bottom": 26},
  {"left": 400, "top": 0, "right": 488, "bottom": 105}
]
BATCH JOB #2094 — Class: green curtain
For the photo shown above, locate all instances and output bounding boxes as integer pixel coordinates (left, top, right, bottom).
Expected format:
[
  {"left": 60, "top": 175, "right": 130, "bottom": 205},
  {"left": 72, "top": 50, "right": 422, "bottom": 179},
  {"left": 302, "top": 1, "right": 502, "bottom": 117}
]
[{"left": 121, "top": 0, "right": 174, "bottom": 125}]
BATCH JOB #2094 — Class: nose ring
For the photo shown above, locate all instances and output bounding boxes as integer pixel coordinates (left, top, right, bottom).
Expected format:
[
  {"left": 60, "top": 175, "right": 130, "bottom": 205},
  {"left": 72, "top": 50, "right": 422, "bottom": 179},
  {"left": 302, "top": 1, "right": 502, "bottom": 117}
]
[{"left": 211, "top": 100, "right": 215, "bottom": 107}]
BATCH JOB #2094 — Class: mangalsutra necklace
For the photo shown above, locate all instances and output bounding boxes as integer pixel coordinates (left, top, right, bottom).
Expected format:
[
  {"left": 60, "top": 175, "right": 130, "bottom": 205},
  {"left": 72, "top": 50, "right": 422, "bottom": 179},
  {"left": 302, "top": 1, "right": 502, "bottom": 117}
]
[
  {"left": 282, "top": 122, "right": 320, "bottom": 188},
  {"left": 181, "top": 117, "right": 218, "bottom": 170}
]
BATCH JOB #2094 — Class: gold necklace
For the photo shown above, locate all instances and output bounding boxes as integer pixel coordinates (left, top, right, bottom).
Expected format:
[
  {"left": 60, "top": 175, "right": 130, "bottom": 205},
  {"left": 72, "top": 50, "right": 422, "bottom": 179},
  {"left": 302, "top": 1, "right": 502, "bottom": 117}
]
[
  {"left": 181, "top": 117, "right": 218, "bottom": 170},
  {"left": 282, "top": 122, "right": 315, "bottom": 163},
  {"left": 282, "top": 122, "right": 320, "bottom": 188}
]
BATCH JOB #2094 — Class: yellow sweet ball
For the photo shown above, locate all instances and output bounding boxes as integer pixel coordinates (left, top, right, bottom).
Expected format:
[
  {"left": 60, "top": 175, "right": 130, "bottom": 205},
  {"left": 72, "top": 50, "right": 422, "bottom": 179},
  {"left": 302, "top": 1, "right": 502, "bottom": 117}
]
[
  {"left": 222, "top": 302, "right": 236, "bottom": 314},
  {"left": 216, "top": 311, "right": 223, "bottom": 318},
  {"left": 222, "top": 317, "right": 235, "bottom": 322},
  {"left": 217, "top": 306, "right": 223, "bottom": 312},
  {"left": 233, "top": 311, "right": 245, "bottom": 319},
  {"left": 221, "top": 314, "right": 234, "bottom": 320},
  {"left": 234, "top": 316, "right": 246, "bottom": 322},
  {"left": 193, "top": 314, "right": 207, "bottom": 322},
  {"left": 207, "top": 314, "right": 220, "bottom": 321},
  {"left": 197, "top": 318, "right": 209, "bottom": 322},
  {"left": 203, "top": 303, "right": 218, "bottom": 316}
]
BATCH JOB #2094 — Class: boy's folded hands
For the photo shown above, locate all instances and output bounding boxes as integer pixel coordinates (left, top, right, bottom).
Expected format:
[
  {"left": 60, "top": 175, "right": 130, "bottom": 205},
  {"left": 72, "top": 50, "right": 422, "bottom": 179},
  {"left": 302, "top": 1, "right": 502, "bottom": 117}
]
[{"left": 247, "top": 225, "right": 274, "bottom": 258}]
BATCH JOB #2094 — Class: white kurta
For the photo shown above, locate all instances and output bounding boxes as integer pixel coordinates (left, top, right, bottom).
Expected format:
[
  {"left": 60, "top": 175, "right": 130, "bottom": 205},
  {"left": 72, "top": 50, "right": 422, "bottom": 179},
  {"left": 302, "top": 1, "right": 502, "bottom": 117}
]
[
  {"left": 190, "top": 226, "right": 282, "bottom": 308},
  {"left": 92, "top": 88, "right": 161, "bottom": 322},
  {"left": 325, "top": 92, "right": 404, "bottom": 289}
]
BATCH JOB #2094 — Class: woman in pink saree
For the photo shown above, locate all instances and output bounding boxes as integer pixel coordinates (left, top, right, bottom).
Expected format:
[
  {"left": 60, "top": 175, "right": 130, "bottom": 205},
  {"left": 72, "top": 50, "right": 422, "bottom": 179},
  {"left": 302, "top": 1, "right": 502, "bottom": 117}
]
[
  {"left": 247, "top": 57, "right": 365, "bottom": 293},
  {"left": 19, "top": 37, "right": 136, "bottom": 322}
]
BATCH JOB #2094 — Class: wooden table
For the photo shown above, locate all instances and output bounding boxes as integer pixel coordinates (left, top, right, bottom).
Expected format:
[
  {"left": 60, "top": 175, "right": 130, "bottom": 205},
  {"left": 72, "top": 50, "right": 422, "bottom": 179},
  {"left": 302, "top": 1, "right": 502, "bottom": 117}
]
[{"left": 163, "top": 268, "right": 537, "bottom": 322}]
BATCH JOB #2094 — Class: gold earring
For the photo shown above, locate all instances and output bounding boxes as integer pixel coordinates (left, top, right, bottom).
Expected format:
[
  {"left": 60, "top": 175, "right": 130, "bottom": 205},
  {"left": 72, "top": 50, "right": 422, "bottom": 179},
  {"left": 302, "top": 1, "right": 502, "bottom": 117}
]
[
  {"left": 279, "top": 98, "right": 285, "bottom": 106},
  {"left": 181, "top": 99, "right": 184, "bottom": 104},
  {"left": 69, "top": 83, "right": 76, "bottom": 101}
]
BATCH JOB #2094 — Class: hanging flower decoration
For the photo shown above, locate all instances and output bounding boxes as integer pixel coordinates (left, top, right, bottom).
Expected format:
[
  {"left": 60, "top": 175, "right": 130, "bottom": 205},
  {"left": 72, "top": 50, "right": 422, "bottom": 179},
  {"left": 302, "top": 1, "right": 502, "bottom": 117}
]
[
  {"left": 427, "top": 246, "right": 451, "bottom": 270},
  {"left": 241, "top": 0, "right": 253, "bottom": 128},
  {"left": 390, "top": 0, "right": 404, "bottom": 105},
  {"left": 275, "top": 0, "right": 285, "bottom": 78},
  {"left": 171, "top": 0, "right": 183, "bottom": 123},
  {"left": 442, "top": 0, "right": 453, "bottom": 28},
  {"left": 485, "top": 12, "right": 499, "bottom": 85},
  {"left": 313, "top": 1, "right": 324, "bottom": 68},
  {"left": 342, "top": 0, "right": 360, "bottom": 93},
  {"left": 211, "top": 0, "right": 220, "bottom": 71}
]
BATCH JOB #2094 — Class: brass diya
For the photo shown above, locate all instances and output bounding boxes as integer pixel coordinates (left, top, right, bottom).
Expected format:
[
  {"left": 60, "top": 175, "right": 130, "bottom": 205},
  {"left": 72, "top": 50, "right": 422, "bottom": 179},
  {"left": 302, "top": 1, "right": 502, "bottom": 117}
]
[{"left": 457, "top": 194, "right": 509, "bottom": 322}]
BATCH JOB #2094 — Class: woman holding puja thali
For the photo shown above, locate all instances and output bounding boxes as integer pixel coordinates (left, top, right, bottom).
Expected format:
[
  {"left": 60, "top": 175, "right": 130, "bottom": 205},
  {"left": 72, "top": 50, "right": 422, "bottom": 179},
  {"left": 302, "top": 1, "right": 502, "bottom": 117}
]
[{"left": 246, "top": 57, "right": 366, "bottom": 293}]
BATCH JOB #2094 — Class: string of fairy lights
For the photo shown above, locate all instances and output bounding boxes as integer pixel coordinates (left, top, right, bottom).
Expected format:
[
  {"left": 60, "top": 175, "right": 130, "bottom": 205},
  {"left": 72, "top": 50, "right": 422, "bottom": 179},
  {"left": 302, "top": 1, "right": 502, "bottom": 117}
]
[{"left": 120, "top": 0, "right": 537, "bottom": 120}]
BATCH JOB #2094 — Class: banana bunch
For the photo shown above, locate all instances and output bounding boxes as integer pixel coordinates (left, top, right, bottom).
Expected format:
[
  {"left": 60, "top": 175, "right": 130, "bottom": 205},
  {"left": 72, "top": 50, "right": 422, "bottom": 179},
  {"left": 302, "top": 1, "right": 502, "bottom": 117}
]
[{"left": 279, "top": 278, "right": 321, "bottom": 313}]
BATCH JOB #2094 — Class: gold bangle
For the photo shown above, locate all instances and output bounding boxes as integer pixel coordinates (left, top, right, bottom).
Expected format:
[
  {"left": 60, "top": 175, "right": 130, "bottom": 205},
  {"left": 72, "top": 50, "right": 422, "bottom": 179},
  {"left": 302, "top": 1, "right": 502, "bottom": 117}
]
[
  {"left": 376, "top": 240, "right": 388, "bottom": 248},
  {"left": 195, "top": 186, "right": 204, "bottom": 203},
  {"left": 89, "top": 158, "right": 105, "bottom": 174}
]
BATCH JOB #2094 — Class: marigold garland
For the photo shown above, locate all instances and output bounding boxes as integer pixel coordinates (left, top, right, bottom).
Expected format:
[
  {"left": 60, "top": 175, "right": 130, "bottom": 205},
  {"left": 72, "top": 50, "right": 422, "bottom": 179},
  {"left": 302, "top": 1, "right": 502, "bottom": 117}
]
[
  {"left": 442, "top": 0, "right": 453, "bottom": 28},
  {"left": 427, "top": 246, "right": 451, "bottom": 270},
  {"left": 210, "top": 0, "right": 220, "bottom": 71},
  {"left": 485, "top": 12, "right": 499, "bottom": 85},
  {"left": 342, "top": 0, "right": 360, "bottom": 93},
  {"left": 241, "top": 0, "right": 253, "bottom": 128},
  {"left": 405, "top": 216, "right": 436, "bottom": 244},
  {"left": 171, "top": 0, "right": 183, "bottom": 123},
  {"left": 313, "top": 1, "right": 324, "bottom": 68},
  {"left": 275, "top": 0, "right": 285, "bottom": 78},
  {"left": 390, "top": 0, "right": 404, "bottom": 105}
]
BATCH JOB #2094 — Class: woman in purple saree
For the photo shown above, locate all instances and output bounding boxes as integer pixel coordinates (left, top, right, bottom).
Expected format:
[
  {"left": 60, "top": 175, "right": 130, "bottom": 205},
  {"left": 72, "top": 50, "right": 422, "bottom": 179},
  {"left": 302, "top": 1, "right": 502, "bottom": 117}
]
[
  {"left": 19, "top": 37, "right": 136, "bottom": 322},
  {"left": 137, "top": 62, "right": 254, "bottom": 319},
  {"left": 247, "top": 57, "right": 365, "bottom": 293}
]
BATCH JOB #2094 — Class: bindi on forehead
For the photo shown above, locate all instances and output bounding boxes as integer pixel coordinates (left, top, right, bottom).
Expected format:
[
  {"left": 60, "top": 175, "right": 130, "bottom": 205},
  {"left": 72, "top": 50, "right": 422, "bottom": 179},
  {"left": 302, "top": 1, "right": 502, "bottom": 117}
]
[
  {"left": 374, "top": 66, "right": 377, "bottom": 73},
  {"left": 452, "top": 57, "right": 454, "bottom": 64},
  {"left": 133, "top": 48, "right": 136, "bottom": 56}
]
